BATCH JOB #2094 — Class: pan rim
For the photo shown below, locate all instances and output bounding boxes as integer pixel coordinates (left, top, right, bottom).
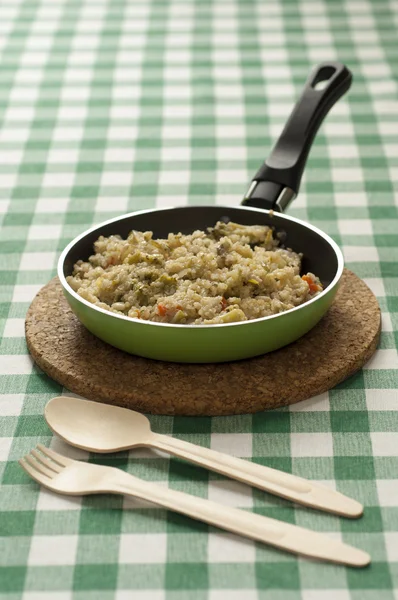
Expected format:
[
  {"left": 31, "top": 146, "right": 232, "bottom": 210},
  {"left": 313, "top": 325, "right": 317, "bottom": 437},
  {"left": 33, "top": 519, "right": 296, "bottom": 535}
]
[{"left": 57, "top": 205, "right": 344, "bottom": 330}]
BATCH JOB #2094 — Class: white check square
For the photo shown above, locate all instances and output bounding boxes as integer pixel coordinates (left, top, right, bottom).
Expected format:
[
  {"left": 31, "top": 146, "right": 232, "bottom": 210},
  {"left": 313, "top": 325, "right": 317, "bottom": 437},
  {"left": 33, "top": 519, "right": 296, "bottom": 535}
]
[
  {"left": 104, "top": 148, "right": 136, "bottom": 163},
  {"left": 23, "top": 594, "right": 73, "bottom": 600},
  {"left": 208, "top": 531, "right": 255, "bottom": 563},
  {"left": 116, "top": 592, "right": 165, "bottom": 600},
  {"left": 371, "top": 433, "right": 398, "bottom": 456},
  {"left": 52, "top": 127, "right": 83, "bottom": 142},
  {"left": 0, "top": 394, "right": 24, "bottom": 416},
  {"left": 339, "top": 220, "right": 373, "bottom": 235},
  {"left": 207, "top": 480, "right": 252, "bottom": 507},
  {"left": 381, "top": 313, "right": 393, "bottom": 332},
  {"left": 332, "top": 168, "right": 363, "bottom": 182},
  {"left": 158, "top": 170, "right": 190, "bottom": 185},
  {"left": 28, "top": 225, "right": 62, "bottom": 241},
  {"left": 95, "top": 197, "right": 129, "bottom": 212},
  {"left": 3, "top": 318, "right": 25, "bottom": 337},
  {"left": 343, "top": 247, "right": 379, "bottom": 262},
  {"left": 36, "top": 489, "right": 82, "bottom": 512},
  {"left": 160, "top": 147, "right": 191, "bottom": 161},
  {"left": 100, "top": 171, "right": 133, "bottom": 186},
  {"left": 377, "top": 480, "right": 398, "bottom": 506},
  {"left": 0, "top": 438, "right": 13, "bottom": 461},
  {"left": 302, "top": 592, "right": 350, "bottom": 600},
  {"left": 210, "top": 433, "right": 252, "bottom": 457},
  {"left": 20, "top": 252, "right": 56, "bottom": 271},
  {"left": 35, "top": 198, "right": 69, "bottom": 213},
  {"left": 209, "top": 593, "right": 257, "bottom": 600},
  {"left": 365, "top": 350, "right": 398, "bottom": 370},
  {"left": 366, "top": 390, "right": 398, "bottom": 411},
  {"left": 119, "top": 533, "right": 167, "bottom": 563},
  {"left": 385, "top": 533, "right": 398, "bottom": 561},
  {"left": 0, "top": 355, "right": 34, "bottom": 375},
  {"left": 290, "top": 433, "right": 333, "bottom": 457},
  {"left": 28, "top": 535, "right": 78, "bottom": 566},
  {"left": 362, "top": 278, "right": 385, "bottom": 296}
]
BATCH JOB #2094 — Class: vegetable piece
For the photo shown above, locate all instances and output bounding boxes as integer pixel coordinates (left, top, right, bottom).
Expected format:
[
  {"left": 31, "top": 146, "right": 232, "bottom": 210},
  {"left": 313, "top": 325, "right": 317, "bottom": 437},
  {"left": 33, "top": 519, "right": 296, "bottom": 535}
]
[
  {"left": 302, "top": 275, "right": 322, "bottom": 293},
  {"left": 172, "top": 310, "right": 186, "bottom": 323},
  {"left": 221, "top": 297, "right": 228, "bottom": 310},
  {"left": 157, "top": 303, "right": 167, "bottom": 316},
  {"left": 218, "top": 308, "right": 246, "bottom": 323}
]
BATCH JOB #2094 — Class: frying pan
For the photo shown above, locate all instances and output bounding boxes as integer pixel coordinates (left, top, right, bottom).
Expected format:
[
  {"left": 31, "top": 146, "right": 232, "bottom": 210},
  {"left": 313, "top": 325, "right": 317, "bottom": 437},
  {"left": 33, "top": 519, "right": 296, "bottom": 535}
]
[{"left": 58, "top": 62, "right": 352, "bottom": 363}]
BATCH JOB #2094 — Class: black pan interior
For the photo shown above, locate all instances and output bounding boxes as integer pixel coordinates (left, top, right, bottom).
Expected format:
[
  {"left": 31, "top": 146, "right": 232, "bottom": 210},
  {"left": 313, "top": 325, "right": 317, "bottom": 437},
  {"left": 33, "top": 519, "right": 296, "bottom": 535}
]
[{"left": 63, "top": 206, "right": 339, "bottom": 288}]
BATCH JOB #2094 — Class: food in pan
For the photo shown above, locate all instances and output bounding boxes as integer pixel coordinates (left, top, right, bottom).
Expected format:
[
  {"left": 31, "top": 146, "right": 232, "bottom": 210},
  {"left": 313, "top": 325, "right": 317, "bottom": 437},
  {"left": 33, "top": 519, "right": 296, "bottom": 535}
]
[{"left": 67, "top": 221, "right": 323, "bottom": 325}]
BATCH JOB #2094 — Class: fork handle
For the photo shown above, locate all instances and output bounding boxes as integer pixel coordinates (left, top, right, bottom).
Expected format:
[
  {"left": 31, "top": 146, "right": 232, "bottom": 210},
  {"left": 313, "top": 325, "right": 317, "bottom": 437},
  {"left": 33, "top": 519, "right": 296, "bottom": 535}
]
[
  {"left": 112, "top": 471, "right": 369, "bottom": 567},
  {"left": 149, "top": 433, "right": 362, "bottom": 518}
]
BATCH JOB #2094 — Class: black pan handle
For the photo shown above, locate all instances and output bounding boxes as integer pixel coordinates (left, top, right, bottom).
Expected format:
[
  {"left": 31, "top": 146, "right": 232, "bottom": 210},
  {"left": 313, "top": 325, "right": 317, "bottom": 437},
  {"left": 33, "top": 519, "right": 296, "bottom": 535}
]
[{"left": 242, "top": 62, "right": 352, "bottom": 212}]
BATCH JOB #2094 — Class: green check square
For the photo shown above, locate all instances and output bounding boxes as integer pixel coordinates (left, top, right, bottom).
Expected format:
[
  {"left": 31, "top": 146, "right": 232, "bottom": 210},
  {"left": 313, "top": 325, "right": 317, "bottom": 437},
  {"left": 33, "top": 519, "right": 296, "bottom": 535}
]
[
  {"left": 347, "top": 562, "right": 392, "bottom": 589},
  {"left": 14, "top": 415, "right": 51, "bottom": 437},
  {"left": 0, "top": 416, "right": 18, "bottom": 437},
  {"left": 73, "top": 564, "right": 118, "bottom": 591},
  {"left": 3, "top": 213, "right": 32, "bottom": 227},
  {"left": 253, "top": 506, "right": 296, "bottom": 524},
  {"left": 165, "top": 563, "right": 208, "bottom": 590},
  {"left": 0, "top": 511, "right": 35, "bottom": 536},
  {"left": 330, "top": 411, "right": 370, "bottom": 432},
  {"left": 25, "top": 373, "right": 62, "bottom": 395},
  {"left": 25, "top": 566, "right": 74, "bottom": 591},
  {"left": 253, "top": 411, "right": 291, "bottom": 433},
  {"left": 2, "top": 537, "right": 31, "bottom": 566},
  {"left": 255, "top": 563, "right": 300, "bottom": 589},
  {"left": 76, "top": 535, "right": 121, "bottom": 564},
  {"left": 208, "top": 563, "right": 256, "bottom": 587},
  {"left": 334, "top": 457, "right": 376, "bottom": 480},
  {"left": 298, "top": 561, "right": 347, "bottom": 588},
  {"left": 73, "top": 593, "right": 116, "bottom": 600},
  {"left": 117, "top": 564, "right": 165, "bottom": 589},
  {"left": 341, "top": 506, "right": 384, "bottom": 533},
  {"left": 0, "top": 566, "right": 26, "bottom": 592},
  {"left": 34, "top": 510, "right": 81, "bottom": 535},
  {"left": 168, "top": 458, "right": 209, "bottom": 483},
  {"left": 1, "top": 483, "right": 39, "bottom": 510},
  {"left": 79, "top": 506, "right": 123, "bottom": 535},
  {"left": 167, "top": 511, "right": 209, "bottom": 535}
]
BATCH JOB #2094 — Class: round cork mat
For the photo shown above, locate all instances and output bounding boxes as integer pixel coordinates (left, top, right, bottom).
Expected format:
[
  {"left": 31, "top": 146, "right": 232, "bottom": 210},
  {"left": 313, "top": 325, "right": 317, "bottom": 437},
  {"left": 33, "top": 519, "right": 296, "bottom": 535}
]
[{"left": 26, "top": 269, "right": 380, "bottom": 416}]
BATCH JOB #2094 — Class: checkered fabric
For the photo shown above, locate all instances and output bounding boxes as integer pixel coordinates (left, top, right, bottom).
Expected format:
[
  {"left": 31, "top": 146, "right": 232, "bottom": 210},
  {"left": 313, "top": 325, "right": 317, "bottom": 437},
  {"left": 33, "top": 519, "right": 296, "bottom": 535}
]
[{"left": 1, "top": 0, "right": 398, "bottom": 598}]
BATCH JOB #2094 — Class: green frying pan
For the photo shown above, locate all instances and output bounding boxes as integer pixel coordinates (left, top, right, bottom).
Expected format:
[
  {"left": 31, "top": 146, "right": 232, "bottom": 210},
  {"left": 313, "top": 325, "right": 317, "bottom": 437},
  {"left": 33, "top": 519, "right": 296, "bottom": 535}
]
[{"left": 58, "top": 62, "right": 352, "bottom": 363}]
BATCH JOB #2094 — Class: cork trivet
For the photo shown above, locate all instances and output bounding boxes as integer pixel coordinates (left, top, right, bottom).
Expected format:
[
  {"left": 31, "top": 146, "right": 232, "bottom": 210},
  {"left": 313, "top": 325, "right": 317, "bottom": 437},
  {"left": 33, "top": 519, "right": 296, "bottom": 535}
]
[{"left": 25, "top": 269, "right": 380, "bottom": 416}]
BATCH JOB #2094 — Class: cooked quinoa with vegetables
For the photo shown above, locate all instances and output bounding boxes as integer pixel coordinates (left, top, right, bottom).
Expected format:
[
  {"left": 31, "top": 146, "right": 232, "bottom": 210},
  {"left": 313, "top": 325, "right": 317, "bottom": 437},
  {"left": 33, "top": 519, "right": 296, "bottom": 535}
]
[{"left": 67, "top": 221, "right": 323, "bottom": 325}]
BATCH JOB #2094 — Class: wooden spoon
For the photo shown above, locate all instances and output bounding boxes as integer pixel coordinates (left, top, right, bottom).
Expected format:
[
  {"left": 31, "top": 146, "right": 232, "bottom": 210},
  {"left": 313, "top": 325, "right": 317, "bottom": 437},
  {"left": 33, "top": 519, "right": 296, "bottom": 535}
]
[{"left": 45, "top": 396, "right": 363, "bottom": 518}]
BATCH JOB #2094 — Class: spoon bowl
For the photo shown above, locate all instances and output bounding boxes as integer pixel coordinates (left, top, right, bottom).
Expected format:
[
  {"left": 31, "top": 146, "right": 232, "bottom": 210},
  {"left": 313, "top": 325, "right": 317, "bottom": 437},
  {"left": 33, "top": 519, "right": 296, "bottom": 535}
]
[{"left": 45, "top": 396, "right": 152, "bottom": 452}]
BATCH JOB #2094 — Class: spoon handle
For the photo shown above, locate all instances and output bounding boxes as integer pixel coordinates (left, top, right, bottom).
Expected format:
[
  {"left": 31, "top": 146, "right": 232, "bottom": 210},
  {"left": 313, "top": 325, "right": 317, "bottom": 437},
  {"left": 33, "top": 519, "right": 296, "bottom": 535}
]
[
  {"left": 150, "top": 433, "right": 362, "bottom": 518},
  {"left": 113, "top": 470, "right": 369, "bottom": 567}
]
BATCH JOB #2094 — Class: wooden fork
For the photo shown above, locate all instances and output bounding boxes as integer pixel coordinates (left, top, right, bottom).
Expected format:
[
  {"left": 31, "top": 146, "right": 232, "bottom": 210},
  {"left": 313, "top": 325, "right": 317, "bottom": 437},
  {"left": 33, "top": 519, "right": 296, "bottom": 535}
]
[{"left": 19, "top": 445, "right": 370, "bottom": 567}]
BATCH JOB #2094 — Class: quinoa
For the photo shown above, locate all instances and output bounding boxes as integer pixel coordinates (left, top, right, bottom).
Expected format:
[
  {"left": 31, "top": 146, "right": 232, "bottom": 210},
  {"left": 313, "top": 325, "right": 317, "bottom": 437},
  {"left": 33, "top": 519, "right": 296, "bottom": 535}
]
[{"left": 66, "top": 221, "right": 323, "bottom": 325}]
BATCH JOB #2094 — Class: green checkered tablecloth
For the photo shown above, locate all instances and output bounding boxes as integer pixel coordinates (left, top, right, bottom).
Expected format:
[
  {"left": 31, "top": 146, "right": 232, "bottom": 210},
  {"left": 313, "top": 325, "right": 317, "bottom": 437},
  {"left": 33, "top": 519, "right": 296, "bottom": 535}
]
[{"left": 1, "top": 0, "right": 398, "bottom": 597}]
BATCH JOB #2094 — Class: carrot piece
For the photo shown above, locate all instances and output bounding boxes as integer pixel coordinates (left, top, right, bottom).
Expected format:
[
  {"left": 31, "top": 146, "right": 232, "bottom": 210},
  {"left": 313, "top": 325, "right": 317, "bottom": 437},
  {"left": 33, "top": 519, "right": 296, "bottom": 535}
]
[
  {"left": 157, "top": 303, "right": 167, "bottom": 316},
  {"left": 221, "top": 297, "right": 228, "bottom": 310},
  {"left": 302, "top": 275, "right": 322, "bottom": 293}
]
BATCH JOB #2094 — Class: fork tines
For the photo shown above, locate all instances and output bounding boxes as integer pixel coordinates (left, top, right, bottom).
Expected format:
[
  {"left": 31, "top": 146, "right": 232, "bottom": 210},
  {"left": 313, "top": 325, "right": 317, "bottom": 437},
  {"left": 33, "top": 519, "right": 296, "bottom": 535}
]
[{"left": 19, "top": 444, "right": 70, "bottom": 484}]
